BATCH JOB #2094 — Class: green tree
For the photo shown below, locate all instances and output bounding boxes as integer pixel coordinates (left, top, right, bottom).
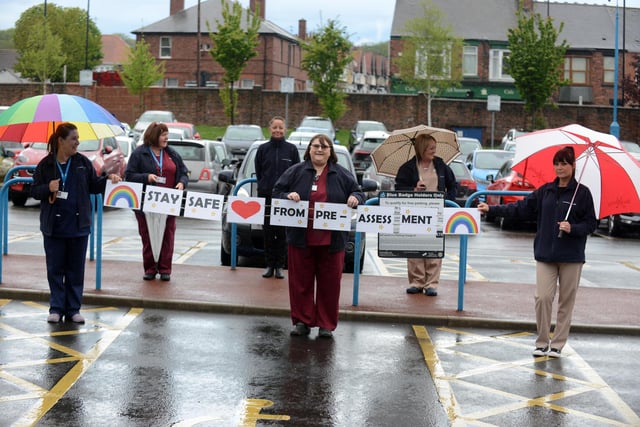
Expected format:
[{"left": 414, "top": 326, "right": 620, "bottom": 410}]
[
  {"left": 394, "top": 0, "right": 463, "bottom": 126},
  {"left": 301, "top": 19, "right": 353, "bottom": 124},
  {"left": 14, "top": 4, "right": 102, "bottom": 82},
  {"left": 208, "top": 0, "right": 261, "bottom": 124},
  {"left": 120, "top": 39, "right": 165, "bottom": 113},
  {"left": 507, "top": 3, "right": 568, "bottom": 129},
  {"left": 17, "top": 18, "right": 65, "bottom": 94},
  {"left": 0, "top": 29, "right": 15, "bottom": 49}
]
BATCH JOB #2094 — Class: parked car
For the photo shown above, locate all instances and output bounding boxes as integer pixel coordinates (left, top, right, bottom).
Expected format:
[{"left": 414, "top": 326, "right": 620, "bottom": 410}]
[
  {"left": 500, "top": 128, "right": 528, "bottom": 150},
  {"left": 599, "top": 213, "right": 640, "bottom": 237},
  {"left": 287, "top": 131, "right": 317, "bottom": 145},
  {"left": 457, "top": 136, "right": 482, "bottom": 158},
  {"left": 77, "top": 136, "right": 126, "bottom": 178},
  {"left": 349, "top": 120, "right": 388, "bottom": 152},
  {"left": 351, "top": 130, "right": 389, "bottom": 177},
  {"left": 362, "top": 164, "right": 395, "bottom": 199},
  {"left": 218, "top": 124, "right": 264, "bottom": 161},
  {"left": 620, "top": 140, "right": 640, "bottom": 162},
  {"left": 217, "top": 140, "right": 377, "bottom": 272},
  {"left": 168, "top": 138, "right": 234, "bottom": 194},
  {"left": 449, "top": 156, "right": 478, "bottom": 207},
  {"left": 9, "top": 142, "right": 49, "bottom": 206},
  {"left": 116, "top": 135, "right": 136, "bottom": 166},
  {"left": 296, "top": 116, "right": 336, "bottom": 142},
  {"left": 0, "top": 140, "right": 24, "bottom": 157},
  {"left": 167, "top": 122, "right": 200, "bottom": 140},
  {"left": 465, "top": 149, "right": 515, "bottom": 193},
  {"left": 485, "top": 159, "right": 536, "bottom": 228},
  {"left": 0, "top": 145, "right": 15, "bottom": 182},
  {"left": 131, "top": 110, "right": 177, "bottom": 142}
]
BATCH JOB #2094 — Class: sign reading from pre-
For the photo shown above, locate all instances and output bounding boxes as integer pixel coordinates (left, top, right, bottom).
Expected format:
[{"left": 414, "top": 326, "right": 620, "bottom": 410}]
[{"left": 378, "top": 191, "right": 445, "bottom": 258}]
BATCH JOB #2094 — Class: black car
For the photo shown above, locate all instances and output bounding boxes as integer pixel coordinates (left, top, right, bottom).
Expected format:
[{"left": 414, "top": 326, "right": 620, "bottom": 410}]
[
  {"left": 218, "top": 140, "right": 377, "bottom": 273},
  {"left": 217, "top": 124, "right": 265, "bottom": 162}
]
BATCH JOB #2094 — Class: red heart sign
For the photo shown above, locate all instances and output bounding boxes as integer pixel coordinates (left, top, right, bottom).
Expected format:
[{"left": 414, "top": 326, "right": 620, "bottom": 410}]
[{"left": 231, "top": 200, "right": 261, "bottom": 219}]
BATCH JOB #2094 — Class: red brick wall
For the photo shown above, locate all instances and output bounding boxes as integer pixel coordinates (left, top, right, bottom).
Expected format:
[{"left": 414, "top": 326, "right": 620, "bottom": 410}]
[{"left": 1, "top": 84, "right": 638, "bottom": 144}]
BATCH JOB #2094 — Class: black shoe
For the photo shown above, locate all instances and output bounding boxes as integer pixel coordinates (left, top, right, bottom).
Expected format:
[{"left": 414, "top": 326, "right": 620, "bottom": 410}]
[
  {"left": 424, "top": 287, "right": 438, "bottom": 296},
  {"left": 160, "top": 273, "right": 171, "bottom": 281},
  {"left": 406, "top": 286, "right": 423, "bottom": 294},
  {"left": 318, "top": 328, "right": 333, "bottom": 338},
  {"left": 143, "top": 273, "right": 155, "bottom": 280},
  {"left": 275, "top": 268, "right": 285, "bottom": 279},
  {"left": 290, "top": 322, "right": 310, "bottom": 336},
  {"left": 262, "top": 267, "right": 274, "bottom": 278}
]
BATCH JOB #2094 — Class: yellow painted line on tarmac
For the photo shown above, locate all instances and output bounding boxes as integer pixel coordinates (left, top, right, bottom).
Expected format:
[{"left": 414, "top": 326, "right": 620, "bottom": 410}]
[
  {"left": 13, "top": 307, "right": 143, "bottom": 427},
  {"left": 414, "top": 326, "right": 640, "bottom": 426},
  {"left": 412, "top": 325, "right": 464, "bottom": 424},
  {"left": 621, "top": 261, "right": 640, "bottom": 272},
  {"left": 7, "top": 232, "right": 42, "bottom": 242},
  {"left": 174, "top": 241, "right": 208, "bottom": 264}
]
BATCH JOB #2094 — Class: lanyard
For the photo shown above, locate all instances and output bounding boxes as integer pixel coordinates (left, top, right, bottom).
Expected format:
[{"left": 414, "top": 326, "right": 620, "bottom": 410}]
[
  {"left": 56, "top": 158, "right": 71, "bottom": 190},
  {"left": 149, "top": 147, "right": 163, "bottom": 175}
]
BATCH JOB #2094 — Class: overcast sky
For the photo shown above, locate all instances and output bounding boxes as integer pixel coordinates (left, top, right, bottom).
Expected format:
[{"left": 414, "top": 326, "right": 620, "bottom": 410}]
[{"left": 1, "top": 0, "right": 637, "bottom": 45}]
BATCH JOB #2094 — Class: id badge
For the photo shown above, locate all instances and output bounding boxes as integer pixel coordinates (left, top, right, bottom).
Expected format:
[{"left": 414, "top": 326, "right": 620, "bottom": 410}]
[
  {"left": 156, "top": 176, "right": 167, "bottom": 184},
  {"left": 311, "top": 184, "right": 318, "bottom": 192},
  {"left": 57, "top": 191, "right": 68, "bottom": 199}
]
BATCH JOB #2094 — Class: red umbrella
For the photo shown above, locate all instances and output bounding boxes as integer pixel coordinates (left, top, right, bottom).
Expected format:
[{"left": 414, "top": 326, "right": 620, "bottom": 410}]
[{"left": 512, "top": 124, "right": 640, "bottom": 219}]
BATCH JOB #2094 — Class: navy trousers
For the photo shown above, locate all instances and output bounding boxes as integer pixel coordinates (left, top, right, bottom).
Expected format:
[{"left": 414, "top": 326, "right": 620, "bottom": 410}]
[{"left": 43, "top": 234, "right": 89, "bottom": 317}]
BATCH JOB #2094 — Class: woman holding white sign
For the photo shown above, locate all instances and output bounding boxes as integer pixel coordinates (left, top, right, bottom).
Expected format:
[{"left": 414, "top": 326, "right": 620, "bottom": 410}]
[
  {"left": 395, "top": 133, "right": 457, "bottom": 297},
  {"left": 125, "top": 122, "right": 189, "bottom": 281},
  {"left": 273, "top": 134, "right": 364, "bottom": 338}
]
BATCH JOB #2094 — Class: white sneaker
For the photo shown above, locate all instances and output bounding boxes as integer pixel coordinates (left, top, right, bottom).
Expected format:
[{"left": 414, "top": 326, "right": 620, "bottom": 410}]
[
  {"left": 69, "top": 313, "right": 85, "bottom": 324},
  {"left": 47, "top": 313, "right": 61, "bottom": 323},
  {"left": 547, "top": 348, "right": 562, "bottom": 358},
  {"left": 532, "top": 346, "right": 548, "bottom": 356}
]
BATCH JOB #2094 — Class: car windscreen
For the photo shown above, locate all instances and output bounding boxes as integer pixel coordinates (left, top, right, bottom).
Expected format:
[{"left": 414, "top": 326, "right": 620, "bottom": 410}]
[
  {"left": 170, "top": 143, "right": 205, "bottom": 161},
  {"left": 475, "top": 151, "right": 513, "bottom": 169},
  {"left": 449, "top": 161, "right": 471, "bottom": 179},
  {"left": 358, "top": 122, "right": 387, "bottom": 134},
  {"left": 361, "top": 138, "right": 385, "bottom": 151},
  {"left": 78, "top": 140, "right": 100, "bottom": 151},
  {"left": 225, "top": 127, "right": 263, "bottom": 141}
]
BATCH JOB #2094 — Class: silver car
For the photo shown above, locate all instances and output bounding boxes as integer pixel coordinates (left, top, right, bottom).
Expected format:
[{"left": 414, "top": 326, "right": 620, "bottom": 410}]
[{"left": 169, "top": 139, "right": 234, "bottom": 194}]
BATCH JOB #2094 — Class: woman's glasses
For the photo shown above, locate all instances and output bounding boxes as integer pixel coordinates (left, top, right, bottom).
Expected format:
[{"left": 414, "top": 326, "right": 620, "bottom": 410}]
[{"left": 310, "top": 143, "right": 330, "bottom": 150}]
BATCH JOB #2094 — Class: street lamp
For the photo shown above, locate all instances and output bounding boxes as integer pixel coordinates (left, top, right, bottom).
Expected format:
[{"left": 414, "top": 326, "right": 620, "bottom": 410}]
[{"left": 610, "top": 0, "right": 620, "bottom": 138}]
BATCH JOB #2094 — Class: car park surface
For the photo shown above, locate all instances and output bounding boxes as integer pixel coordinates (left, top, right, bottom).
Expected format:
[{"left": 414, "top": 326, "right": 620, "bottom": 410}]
[
  {"left": 218, "top": 124, "right": 264, "bottom": 161},
  {"left": 217, "top": 140, "right": 376, "bottom": 272},
  {"left": 168, "top": 138, "right": 233, "bottom": 194},
  {"left": 465, "top": 149, "right": 514, "bottom": 193},
  {"left": 348, "top": 120, "right": 388, "bottom": 151}
]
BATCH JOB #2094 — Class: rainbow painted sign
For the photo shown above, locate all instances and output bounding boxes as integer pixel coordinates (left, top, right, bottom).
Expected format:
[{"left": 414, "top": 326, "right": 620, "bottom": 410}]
[
  {"left": 443, "top": 208, "right": 481, "bottom": 235},
  {"left": 104, "top": 182, "right": 143, "bottom": 210}
]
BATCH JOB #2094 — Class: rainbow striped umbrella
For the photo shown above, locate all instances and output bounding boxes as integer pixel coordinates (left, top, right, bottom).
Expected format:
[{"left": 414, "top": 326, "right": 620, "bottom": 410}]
[{"left": 0, "top": 94, "right": 124, "bottom": 142}]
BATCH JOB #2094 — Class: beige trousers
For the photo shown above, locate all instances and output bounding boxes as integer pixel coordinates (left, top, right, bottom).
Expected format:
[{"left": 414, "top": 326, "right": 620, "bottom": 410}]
[
  {"left": 407, "top": 258, "right": 442, "bottom": 289},
  {"left": 535, "top": 261, "right": 583, "bottom": 350}
]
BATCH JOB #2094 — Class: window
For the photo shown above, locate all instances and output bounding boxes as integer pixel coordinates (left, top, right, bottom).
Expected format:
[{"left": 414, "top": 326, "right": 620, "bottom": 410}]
[
  {"left": 603, "top": 56, "right": 615, "bottom": 84},
  {"left": 160, "top": 37, "right": 171, "bottom": 58},
  {"left": 200, "top": 43, "right": 211, "bottom": 52},
  {"left": 414, "top": 47, "right": 451, "bottom": 79},
  {"left": 166, "top": 78, "right": 178, "bottom": 87},
  {"left": 489, "top": 49, "right": 513, "bottom": 81},
  {"left": 564, "top": 57, "right": 589, "bottom": 84},
  {"left": 240, "top": 79, "right": 254, "bottom": 89},
  {"left": 463, "top": 46, "right": 478, "bottom": 77}
]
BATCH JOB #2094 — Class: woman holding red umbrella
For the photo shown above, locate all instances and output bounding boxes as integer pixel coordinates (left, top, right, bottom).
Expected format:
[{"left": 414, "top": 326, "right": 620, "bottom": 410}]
[{"left": 478, "top": 146, "right": 597, "bottom": 358}]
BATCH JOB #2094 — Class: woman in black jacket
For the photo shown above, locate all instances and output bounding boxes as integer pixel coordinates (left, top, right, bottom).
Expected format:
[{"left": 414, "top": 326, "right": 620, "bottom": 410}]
[
  {"left": 478, "top": 146, "right": 597, "bottom": 357},
  {"left": 273, "top": 134, "right": 364, "bottom": 338},
  {"left": 31, "top": 123, "right": 121, "bottom": 324},
  {"left": 125, "top": 122, "right": 189, "bottom": 281},
  {"left": 395, "top": 133, "right": 457, "bottom": 297}
]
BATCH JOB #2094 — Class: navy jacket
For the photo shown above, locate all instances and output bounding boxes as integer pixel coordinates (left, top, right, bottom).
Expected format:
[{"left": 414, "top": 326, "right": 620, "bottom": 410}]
[
  {"left": 394, "top": 155, "right": 457, "bottom": 202},
  {"left": 254, "top": 138, "right": 300, "bottom": 197},
  {"left": 125, "top": 144, "right": 189, "bottom": 188},
  {"left": 273, "top": 160, "right": 365, "bottom": 252},
  {"left": 31, "top": 153, "right": 107, "bottom": 237},
  {"left": 488, "top": 177, "right": 597, "bottom": 263}
]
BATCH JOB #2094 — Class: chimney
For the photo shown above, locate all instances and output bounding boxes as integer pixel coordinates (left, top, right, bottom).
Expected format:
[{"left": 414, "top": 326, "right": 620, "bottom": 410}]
[
  {"left": 250, "top": 0, "right": 265, "bottom": 20},
  {"left": 298, "top": 19, "right": 307, "bottom": 40},
  {"left": 170, "top": 0, "right": 184, "bottom": 16},
  {"left": 520, "top": 0, "right": 534, "bottom": 12}
]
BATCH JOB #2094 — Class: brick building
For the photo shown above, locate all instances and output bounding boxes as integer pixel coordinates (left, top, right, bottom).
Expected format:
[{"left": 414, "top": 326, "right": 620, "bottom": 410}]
[{"left": 390, "top": 0, "right": 640, "bottom": 107}]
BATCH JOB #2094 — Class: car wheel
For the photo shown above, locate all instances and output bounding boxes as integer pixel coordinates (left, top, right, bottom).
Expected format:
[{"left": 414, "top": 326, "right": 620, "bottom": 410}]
[
  {"left": 607, "top": 215, "right": 621, "bottom": 237},
  {"left": 10, "top": 193, "right": 28, "bottom": 207},
  {"left": 220, "top": 241, "right": 231, "bottom": 266}
]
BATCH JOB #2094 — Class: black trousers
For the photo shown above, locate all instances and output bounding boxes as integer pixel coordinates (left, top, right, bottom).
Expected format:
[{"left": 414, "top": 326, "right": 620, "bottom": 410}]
[{"left": 263, "top": 197, "right": 286, "bottom": 268}]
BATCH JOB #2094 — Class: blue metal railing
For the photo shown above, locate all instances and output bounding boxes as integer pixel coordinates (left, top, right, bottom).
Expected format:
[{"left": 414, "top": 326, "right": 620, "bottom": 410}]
[{"left": 0, "top": 165, "right": 105, "bottom": 288}]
